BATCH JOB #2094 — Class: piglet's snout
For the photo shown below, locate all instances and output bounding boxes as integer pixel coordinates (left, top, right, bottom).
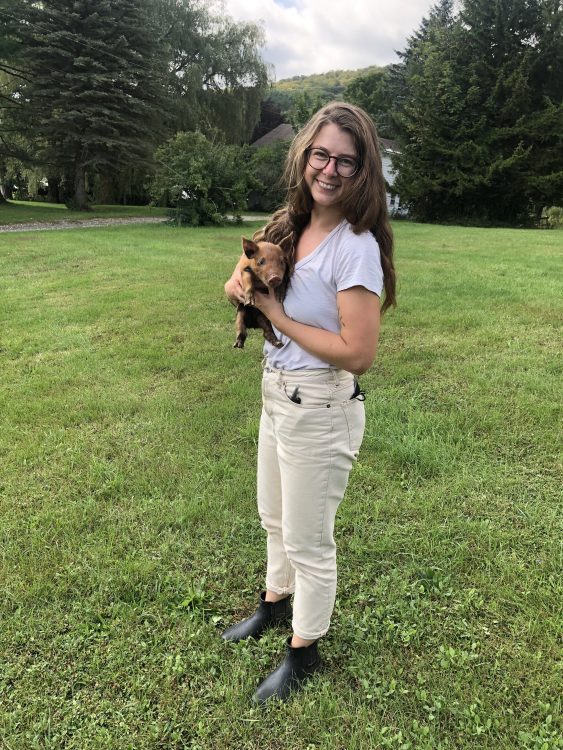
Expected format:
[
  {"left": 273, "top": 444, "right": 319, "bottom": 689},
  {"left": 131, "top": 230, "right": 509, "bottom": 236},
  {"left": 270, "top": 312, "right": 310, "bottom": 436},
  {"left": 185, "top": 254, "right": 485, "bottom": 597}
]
[{"left": 268, "top": 275, "right": 282, "bottom": 288}]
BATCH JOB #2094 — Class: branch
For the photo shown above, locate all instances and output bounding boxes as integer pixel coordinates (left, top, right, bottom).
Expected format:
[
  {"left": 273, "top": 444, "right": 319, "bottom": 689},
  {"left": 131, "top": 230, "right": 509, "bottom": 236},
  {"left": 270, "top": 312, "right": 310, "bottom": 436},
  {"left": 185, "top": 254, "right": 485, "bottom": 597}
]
[{"left": 0, "top": 63, "right": 31, "bottom": 82}]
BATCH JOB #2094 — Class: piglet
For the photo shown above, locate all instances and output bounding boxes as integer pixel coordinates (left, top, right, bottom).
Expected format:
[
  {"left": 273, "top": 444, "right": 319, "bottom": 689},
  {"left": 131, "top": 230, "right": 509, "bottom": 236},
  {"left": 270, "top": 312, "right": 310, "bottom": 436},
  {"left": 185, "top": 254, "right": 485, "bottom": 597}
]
[{"left": 233, "top": 236, "right": 291, "bottom": 349}]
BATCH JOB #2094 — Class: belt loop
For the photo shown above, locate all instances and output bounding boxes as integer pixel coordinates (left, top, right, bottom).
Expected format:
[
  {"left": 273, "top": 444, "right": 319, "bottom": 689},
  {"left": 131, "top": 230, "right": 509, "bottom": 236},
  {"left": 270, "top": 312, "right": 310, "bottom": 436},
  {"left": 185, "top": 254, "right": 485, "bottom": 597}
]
[{"left": 330, "top": 368, "right": 339, "bottom": 385}]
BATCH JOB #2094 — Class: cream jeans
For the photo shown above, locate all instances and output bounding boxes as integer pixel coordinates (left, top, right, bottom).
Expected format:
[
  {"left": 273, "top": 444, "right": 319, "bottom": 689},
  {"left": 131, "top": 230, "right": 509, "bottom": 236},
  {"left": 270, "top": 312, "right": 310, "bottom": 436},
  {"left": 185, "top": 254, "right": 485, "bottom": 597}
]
[{"left": 257, "top": 364, "right": 365, "bottom": 641}]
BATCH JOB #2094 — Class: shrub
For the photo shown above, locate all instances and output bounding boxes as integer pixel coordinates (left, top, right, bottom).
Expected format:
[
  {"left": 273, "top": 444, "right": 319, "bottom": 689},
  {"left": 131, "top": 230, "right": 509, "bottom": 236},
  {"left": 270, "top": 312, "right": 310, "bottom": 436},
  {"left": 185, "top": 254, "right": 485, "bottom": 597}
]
[
  {"left": 545, "top": 206, "right": 563, "bottom": 229},
  {"left": 150, "top": 131, "right": 248, "bottom": 226}
]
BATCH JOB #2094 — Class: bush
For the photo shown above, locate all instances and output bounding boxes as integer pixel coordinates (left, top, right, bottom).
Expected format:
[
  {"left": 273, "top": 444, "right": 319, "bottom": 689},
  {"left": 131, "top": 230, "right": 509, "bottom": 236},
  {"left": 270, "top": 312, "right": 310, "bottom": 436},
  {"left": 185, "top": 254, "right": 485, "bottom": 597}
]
[
  {"left": 545, "top": 206, "right": 563, "bottom": 229},
  {"left": 150, "top": 131, "right": 248, "bottom": 226}
]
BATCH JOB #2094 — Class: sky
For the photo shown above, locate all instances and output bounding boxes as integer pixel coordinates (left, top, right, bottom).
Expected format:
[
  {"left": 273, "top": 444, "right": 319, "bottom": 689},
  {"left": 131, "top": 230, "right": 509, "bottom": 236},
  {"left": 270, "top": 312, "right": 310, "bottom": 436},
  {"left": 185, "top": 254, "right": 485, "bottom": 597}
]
[{"left": 221, "top": 0, "right": 437, "bottom": 80}]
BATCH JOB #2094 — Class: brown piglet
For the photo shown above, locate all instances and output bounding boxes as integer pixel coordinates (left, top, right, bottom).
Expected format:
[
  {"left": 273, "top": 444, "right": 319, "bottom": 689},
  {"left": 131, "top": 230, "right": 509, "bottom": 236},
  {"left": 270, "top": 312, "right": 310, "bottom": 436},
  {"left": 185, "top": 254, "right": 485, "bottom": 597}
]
[{"left": 233, "top": 236, "right": 291, "bottom": 349}]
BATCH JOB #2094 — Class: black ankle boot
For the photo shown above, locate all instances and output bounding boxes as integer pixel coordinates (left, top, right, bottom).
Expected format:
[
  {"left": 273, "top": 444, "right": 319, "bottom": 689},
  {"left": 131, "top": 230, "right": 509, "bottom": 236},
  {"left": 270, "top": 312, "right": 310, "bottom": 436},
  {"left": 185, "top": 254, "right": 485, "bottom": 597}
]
[
  {"left": 253, "top": 637, "right": 323, "bottom": 704},
  {"left": 221, "top": 592, "right": 292, "bottom": 643}
]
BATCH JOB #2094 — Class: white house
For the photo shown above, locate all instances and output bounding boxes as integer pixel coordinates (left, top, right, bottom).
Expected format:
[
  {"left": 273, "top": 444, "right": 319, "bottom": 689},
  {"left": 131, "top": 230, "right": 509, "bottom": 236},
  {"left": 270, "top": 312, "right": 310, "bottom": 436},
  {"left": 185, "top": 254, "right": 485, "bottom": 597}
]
[{"left": 379, "top": 137, "right": 404, "bottom": 215}]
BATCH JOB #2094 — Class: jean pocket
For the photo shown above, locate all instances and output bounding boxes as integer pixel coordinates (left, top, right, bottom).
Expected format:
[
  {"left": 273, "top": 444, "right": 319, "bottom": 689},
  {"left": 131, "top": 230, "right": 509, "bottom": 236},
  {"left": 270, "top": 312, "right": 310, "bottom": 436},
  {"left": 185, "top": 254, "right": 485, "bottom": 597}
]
[
  {"left": 341, "top": 398, "right": 366, "bottom": 455},
  {"left": 281, "top": 381, "right": 332, "bottom": 410}
]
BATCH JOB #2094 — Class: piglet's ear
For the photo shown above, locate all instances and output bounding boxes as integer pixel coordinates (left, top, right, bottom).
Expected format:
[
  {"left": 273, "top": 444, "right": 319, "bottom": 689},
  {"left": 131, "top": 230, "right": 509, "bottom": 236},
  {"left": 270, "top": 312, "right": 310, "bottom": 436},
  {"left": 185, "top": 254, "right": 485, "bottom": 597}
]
[{"left": 242, "top": 237, "right": 258, "bottom": 258}]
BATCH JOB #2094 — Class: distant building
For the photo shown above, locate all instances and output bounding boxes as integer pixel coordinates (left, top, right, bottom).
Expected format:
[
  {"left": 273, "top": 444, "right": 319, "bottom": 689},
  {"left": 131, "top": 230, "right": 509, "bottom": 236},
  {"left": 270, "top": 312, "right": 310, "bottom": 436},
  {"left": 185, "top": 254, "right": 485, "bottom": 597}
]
[
  {"left": 251, "top": 125, "right": 404, "bottom": 214},
  {"left": 378, "top": 138, "right": 405, "bottom": 215},
  {"left": 250, "top": 123, "right": 296, "bottom": 148}
]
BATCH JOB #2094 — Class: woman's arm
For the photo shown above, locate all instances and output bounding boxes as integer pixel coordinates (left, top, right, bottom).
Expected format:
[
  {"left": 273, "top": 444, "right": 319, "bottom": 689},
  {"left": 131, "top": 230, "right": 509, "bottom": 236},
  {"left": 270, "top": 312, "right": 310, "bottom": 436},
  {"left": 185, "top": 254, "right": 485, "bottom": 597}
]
[
  {"left": 254, "top": 286, "right": 380, "bottom": 376},
  {"left": 224, "top": 253, "right": 246, "bottom": 305}
]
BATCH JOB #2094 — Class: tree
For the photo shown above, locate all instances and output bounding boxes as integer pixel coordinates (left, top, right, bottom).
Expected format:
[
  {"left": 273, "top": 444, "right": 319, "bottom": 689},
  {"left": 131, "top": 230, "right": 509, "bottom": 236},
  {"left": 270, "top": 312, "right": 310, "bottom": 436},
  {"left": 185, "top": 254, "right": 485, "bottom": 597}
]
[
  {"left": 392, "top": 0, "right": 563, "bottom": 224},
  {"left": 0, "top": 1, "right": 31, "bottom": 202},
  {"left": 247, "top": 140, "right": 290, "bottom": 211},
  {"left": 0, "top": 0, "right": 269, "bottom": 205},
  {"left": 344, "top": 67, "right": 397, "bottom": 138},
  {"left": 287, "top": 91, "right": 325, "bottom": 130},
  {"left": 152, "top": 0, "right": 269, "bottom": 144},
  {"left": 10, "top": 0, "right": 168, "bottom": 210}
]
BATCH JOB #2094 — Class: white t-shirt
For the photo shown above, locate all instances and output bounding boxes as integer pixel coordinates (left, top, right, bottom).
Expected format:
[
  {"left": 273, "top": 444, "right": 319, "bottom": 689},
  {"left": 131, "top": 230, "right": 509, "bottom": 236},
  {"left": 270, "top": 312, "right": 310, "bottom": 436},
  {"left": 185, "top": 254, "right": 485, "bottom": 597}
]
[{"left": 265, "top": 219, "right": 384, "bottom": 370}]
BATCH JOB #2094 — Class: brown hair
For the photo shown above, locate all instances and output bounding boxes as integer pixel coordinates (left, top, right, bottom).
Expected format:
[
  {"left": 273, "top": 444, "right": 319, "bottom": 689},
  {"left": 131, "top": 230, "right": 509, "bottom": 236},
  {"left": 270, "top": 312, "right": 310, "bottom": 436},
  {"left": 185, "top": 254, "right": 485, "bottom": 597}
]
[{"left": 254, "top": 101, "right": 396, "bottom": 312}]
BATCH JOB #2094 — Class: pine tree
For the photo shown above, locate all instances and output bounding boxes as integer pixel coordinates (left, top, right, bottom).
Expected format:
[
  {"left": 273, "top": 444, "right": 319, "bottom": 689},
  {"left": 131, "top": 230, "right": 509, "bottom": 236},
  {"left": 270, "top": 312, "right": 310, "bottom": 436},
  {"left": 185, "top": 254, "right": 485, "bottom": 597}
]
[
  {"left": 392, "top": 0, "right": 563, "bottom": 224},
  {"left": 15, "top": 0, "right": 168, "bottom": 209}
]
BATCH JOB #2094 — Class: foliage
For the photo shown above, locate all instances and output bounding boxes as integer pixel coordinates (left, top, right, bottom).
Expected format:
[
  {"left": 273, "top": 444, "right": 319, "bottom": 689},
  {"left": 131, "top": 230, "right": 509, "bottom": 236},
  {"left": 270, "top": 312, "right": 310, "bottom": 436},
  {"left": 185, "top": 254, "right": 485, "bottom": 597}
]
[
  {"left": 0, "top": 0, "right": 268, "bottom": 207},
  {"left": 391, "top": 0, "right": 563, "bottom": 225},
  {"left": 343, "top": 67, "right": 398, "bottom": 138},
  {"left": 0, "top": 221, "right": 562, "bottom": 748},
  {"left": 246, "top": 140, "right": 290, "bottom": 211},
  {"left": 269, "top": 66, "right": 382, "bottom": 118},
  {"left": 286, "top": 91, "right": 326, "bottom": 130},
  {"left": 152, "top": 0, "right": 269, "bottom": 145},
  {"left": 545, "top": 205, "right": 563, "bottom": 227},
  {"left": 150, "top": 131, "right": 248, "bottom": 225},
  {"left": 4, "top": 0, "right": 168, "bottom": 210}
]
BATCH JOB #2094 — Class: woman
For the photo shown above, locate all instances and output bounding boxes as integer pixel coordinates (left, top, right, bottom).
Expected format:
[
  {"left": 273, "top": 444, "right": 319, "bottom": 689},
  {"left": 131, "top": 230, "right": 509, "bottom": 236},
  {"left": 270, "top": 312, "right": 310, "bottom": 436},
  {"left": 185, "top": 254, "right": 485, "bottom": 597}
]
[{"left": 223, "top": 102, "right": 396, "bottom": 703}]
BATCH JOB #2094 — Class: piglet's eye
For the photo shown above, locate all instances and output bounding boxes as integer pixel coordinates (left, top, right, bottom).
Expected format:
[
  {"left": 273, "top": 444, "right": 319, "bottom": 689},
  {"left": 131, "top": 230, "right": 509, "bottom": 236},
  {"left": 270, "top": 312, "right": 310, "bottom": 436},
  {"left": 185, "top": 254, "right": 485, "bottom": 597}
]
[{"left": 258, "top": 259, "right": 266, "bottom": 265}]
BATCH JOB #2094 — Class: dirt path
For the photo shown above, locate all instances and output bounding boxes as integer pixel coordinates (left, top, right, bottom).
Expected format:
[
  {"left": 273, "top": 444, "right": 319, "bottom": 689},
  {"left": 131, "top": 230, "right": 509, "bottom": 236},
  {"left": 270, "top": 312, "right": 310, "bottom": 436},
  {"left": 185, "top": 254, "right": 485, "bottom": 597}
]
[
  {"left": 0, "top": 215, "right": 266, "bottom": 233},
  {"left": 0, "top": 216, "right": 165, "bottom": 233}
]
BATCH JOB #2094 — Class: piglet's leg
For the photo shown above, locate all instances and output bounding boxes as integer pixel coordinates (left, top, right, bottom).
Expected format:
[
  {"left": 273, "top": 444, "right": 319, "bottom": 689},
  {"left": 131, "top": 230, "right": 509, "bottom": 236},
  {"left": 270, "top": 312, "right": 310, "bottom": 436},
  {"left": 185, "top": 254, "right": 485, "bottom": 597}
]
[
  {"left": 241, "top": 270, "right": 255, "bottom": 307},
  {"left": 233, "top": 305, "right": 247, "bottom": 348},
  {"left": 255, "top": 311, "right": 283, "bottom": 348}
]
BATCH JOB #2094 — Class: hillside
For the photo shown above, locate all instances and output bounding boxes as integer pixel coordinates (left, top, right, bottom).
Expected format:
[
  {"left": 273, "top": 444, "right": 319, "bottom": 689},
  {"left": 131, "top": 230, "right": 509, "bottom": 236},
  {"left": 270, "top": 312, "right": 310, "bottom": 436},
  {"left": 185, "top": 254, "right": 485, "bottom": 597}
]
[{"left": 269, "top": 66, "right": 382, "bottom": 112}]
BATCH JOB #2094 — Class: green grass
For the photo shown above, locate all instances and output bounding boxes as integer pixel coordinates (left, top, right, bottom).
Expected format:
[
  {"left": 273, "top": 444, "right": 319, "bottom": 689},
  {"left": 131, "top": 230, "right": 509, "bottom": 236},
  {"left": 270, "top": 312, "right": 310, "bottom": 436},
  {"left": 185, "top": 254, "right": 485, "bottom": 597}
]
[
  {"left": 0, "top": 221, "right": 561, "bottom": 749},
  {"left": 0, "top": 200, "right": 169, "bottom": 225}
]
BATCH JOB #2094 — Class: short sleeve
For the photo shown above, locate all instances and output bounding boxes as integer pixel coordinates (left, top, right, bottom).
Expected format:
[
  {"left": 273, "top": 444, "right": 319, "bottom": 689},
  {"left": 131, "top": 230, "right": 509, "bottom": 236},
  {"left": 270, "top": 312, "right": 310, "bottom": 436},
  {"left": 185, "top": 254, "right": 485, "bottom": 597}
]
[{"left": 334, "top": 230, "right": 384, "bottom": 296}]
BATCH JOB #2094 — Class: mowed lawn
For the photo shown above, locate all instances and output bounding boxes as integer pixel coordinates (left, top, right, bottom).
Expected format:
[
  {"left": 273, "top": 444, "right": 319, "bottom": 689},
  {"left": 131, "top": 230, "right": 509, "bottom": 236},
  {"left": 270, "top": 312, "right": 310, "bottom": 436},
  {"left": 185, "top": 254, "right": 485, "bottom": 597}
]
[{"left": 0, "top": 220, "right": 561, "bottom": 749}]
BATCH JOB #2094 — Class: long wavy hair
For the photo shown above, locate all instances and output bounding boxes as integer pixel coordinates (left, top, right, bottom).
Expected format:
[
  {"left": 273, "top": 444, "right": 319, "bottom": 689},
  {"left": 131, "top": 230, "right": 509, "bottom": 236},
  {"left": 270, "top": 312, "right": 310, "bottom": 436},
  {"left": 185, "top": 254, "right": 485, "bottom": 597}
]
[{"left": 253, "top": 101, "right": 396, "bottom": 312}]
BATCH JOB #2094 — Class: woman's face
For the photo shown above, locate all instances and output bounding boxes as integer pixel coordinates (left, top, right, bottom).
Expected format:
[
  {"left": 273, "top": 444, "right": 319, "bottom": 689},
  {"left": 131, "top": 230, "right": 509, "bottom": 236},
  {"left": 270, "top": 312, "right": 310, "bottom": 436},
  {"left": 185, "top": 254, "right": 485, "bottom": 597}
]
[{"left": 304, "top": 122, "right": 358, "bottom": 215}]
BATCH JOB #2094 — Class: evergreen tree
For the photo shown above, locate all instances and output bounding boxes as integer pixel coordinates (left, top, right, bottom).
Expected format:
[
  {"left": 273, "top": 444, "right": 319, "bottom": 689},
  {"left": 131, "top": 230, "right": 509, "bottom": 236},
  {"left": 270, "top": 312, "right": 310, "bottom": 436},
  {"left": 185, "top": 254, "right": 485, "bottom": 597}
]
[
  {"left": 392, "top": 0, "right": 472, "bottom": 222},
  {"left": 12, "top": 0, "right": 167, "bottom": 209},
  {"left": 0, "top": 0, "right": 30, "bottom": 202},
  {"left": 392, "top": 0, "right": 563, "bottom": 224}
]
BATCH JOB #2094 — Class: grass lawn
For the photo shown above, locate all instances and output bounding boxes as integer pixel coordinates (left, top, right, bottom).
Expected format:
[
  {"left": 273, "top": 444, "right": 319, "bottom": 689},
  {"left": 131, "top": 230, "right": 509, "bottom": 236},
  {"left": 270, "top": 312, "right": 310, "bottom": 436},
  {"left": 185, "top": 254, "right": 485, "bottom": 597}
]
[
  {"left": 0, "top": 200, "right": 169, "bottom": 225},
  {"left": 0, "top": 221, "right": 561, "bottom": 749}
]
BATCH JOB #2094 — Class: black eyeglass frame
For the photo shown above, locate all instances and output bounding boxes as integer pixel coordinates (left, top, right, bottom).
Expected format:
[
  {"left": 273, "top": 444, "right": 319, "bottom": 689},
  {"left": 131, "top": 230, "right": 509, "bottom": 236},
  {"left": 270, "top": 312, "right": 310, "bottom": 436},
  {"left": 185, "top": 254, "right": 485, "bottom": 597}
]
[{"left": 305, "top": 147, "right": 361, "bottom": 178}]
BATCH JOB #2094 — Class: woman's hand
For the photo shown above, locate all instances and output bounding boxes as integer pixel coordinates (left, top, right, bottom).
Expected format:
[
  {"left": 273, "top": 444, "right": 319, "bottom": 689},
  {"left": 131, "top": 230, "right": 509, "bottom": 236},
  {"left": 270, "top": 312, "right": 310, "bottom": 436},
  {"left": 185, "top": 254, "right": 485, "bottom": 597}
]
[
  {"left": 253, "top": 290, "right": 286, "bottom": 325},
  {"left": 224, "top": 272, "right": 245, "bottom": 305}
]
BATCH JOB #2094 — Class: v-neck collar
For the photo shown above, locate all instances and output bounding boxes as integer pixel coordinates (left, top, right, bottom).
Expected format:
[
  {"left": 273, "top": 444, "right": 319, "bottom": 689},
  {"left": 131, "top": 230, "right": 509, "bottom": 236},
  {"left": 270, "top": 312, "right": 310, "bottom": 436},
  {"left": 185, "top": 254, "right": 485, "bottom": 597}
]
[{"left": 295, "top": 219, "right": 346, "bottom": 270}]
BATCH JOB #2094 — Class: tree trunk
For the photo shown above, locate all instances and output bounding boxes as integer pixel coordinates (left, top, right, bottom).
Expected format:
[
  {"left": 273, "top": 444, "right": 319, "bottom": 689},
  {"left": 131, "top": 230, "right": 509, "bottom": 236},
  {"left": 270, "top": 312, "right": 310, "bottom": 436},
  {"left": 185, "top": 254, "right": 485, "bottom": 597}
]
[
  {"left": 47, "top": 176, "right": 61, "bottom": 204},
  {"left": 71, "top": 163, "right": 89, "bottom": 210},
  {"left": 97, "top": 172, "right": 117, "bottom": 204},
  {"left": 0, "top": 179, "right": 12, "bottom": 201}
]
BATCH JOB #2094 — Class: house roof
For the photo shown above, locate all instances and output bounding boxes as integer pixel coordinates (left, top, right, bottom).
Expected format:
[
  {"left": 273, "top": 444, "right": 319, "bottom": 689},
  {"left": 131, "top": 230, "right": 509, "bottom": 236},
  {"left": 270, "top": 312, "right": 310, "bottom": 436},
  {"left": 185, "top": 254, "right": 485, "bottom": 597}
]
[
  {"left": 251, "top": 123, "right": 296, "bottom": 147},
  {"left": 379, "top": 137, "right": 399, "bottom": 153}
]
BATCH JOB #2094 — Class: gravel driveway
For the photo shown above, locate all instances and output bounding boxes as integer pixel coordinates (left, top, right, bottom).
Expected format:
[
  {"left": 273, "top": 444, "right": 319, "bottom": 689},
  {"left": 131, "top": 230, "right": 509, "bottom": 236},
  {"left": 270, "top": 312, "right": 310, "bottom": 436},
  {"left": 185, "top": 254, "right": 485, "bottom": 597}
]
[
  {"left": 0, "top": 215, "right": 266, "bottom": 233},
  {"left": 0, "top": 216, "right": 165, "bottom": 233}
]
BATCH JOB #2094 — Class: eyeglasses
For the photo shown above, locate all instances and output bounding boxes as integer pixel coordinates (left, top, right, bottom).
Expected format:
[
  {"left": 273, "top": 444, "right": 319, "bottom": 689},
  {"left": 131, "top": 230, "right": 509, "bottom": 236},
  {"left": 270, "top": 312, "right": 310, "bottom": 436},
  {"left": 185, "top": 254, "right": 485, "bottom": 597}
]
[{"left": 305, "top": 147, "right": 360, "bottom": 178}]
